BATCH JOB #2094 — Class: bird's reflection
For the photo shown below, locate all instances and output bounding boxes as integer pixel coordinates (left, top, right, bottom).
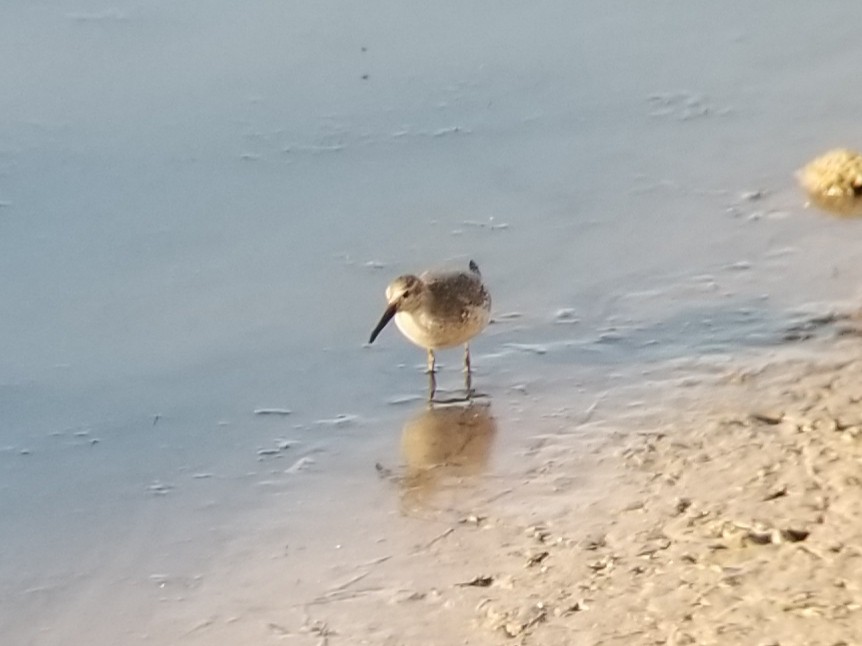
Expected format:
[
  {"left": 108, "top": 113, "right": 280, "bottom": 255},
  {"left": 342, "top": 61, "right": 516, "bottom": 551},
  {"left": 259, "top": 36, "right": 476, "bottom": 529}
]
[{"left": 399, "top": 399, "right": 497, "bottom": 509}]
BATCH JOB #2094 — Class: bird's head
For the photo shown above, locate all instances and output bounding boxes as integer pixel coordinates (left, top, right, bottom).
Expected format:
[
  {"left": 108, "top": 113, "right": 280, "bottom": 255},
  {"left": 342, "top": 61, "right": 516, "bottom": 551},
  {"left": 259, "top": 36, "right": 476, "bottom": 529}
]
[{"left": 369, "top": 274, "right": 423, "bottom": 344}]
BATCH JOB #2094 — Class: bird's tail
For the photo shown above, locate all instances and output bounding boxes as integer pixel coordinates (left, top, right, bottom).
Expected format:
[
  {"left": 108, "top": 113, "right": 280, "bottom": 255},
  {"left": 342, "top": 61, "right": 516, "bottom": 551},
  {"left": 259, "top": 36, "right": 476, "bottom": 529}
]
[{"left": 468, "top": 260, "right": 481, "bottom": 276}]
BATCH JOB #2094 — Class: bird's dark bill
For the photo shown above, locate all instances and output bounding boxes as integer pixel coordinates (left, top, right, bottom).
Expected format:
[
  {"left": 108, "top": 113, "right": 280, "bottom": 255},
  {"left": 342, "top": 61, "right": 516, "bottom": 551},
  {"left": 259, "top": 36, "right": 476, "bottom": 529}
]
[{"left": 369, "top": 303, "right": 397, "bottom": 344}]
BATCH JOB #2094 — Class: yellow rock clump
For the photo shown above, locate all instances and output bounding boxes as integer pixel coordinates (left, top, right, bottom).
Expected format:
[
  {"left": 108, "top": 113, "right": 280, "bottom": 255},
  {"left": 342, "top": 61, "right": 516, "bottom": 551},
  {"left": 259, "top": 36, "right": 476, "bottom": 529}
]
[{"left": 797, "top": 148, "right": 862, "bottom": 216}]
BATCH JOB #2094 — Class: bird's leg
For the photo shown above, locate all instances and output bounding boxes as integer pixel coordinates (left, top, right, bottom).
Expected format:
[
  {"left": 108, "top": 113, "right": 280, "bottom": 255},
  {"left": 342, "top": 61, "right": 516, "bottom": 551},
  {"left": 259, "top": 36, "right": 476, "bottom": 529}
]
[
  {"left": 464, "top": 344, "right": 473, "bottom": 397},
  {"left": 426, "top": 349, "right": 437, "bottom": 401}
]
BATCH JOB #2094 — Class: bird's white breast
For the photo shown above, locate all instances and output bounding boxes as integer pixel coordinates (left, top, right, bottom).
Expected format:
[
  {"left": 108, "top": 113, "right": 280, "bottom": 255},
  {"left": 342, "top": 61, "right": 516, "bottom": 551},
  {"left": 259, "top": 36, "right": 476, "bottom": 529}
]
[{"left": 394, "top": 307, "right": 489, "bottom": 350}]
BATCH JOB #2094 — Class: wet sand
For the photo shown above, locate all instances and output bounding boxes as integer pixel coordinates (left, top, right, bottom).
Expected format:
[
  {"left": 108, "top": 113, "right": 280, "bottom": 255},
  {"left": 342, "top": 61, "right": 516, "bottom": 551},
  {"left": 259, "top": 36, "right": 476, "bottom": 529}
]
[
  {"left": 18, "top": 324, "right": 862, "bottom": 645},
  {"left": 159, "top": 323, "right": 862, "bottom": 646}
]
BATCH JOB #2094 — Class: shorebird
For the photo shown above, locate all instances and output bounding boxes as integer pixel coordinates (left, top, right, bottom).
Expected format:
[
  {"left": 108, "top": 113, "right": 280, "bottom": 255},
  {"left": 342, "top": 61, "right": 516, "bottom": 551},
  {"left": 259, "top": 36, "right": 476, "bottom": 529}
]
[{"left": 368, "top": 260, "right": 491, "bottom": 399}]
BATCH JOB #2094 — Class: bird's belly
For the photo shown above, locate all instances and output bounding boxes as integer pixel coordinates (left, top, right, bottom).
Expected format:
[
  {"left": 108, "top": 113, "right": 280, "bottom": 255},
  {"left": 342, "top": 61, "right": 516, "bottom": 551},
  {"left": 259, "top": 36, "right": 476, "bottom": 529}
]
[{"left": 394, "top": 309, "right": 489, "bottom": 349}]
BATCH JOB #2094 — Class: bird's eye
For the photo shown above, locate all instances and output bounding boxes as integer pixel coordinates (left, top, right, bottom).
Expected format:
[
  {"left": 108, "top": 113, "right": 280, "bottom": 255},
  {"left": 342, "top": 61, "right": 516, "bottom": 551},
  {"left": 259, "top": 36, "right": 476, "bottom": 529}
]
[{"left": 402, "top": 290, "right": 411, "bottom": 299}]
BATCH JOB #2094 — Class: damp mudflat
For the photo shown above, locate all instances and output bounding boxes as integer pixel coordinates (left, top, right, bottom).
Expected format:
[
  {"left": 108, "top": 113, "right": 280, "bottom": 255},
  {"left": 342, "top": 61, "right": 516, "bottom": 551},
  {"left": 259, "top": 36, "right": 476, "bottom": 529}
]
[{"left": 2, "top": 1, "right": 862, "bottom": 643}]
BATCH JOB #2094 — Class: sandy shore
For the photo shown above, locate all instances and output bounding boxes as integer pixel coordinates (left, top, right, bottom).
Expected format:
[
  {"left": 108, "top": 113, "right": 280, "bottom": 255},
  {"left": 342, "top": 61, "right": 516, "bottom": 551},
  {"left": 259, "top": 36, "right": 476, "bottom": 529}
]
[{"left": 269, "top": 316, "right": 862, "bottom": 646}]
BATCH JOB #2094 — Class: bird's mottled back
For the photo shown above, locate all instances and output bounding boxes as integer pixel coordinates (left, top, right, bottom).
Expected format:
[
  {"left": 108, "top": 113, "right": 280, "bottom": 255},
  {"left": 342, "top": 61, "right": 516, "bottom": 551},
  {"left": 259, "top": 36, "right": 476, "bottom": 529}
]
[{"left": 422, "top": 269, "right": 491, "bottom": 323}]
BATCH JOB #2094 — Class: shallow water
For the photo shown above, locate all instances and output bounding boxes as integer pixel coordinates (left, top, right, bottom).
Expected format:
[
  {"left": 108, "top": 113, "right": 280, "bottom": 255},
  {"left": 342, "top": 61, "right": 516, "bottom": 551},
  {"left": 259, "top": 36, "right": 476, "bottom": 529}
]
[{"left": 3, "top": 1, "right": 862, "bottom": 642}]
